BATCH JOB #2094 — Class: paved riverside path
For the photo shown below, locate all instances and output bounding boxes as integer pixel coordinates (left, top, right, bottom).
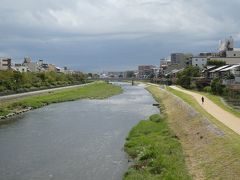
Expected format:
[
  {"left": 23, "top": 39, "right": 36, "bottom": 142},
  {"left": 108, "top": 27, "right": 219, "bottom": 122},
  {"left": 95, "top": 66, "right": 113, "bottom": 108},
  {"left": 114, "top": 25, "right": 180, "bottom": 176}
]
[
  {"left": 170, "top": 86, "right": 240, "bottom": 135},
  {"left": 0, "top": 83, "right": 92, "bottom": 101}
]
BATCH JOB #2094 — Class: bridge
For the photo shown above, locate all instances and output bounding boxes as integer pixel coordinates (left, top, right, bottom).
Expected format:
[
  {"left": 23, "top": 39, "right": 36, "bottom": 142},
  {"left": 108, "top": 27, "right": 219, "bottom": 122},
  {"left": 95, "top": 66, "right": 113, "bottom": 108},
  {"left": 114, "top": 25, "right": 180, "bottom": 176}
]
[
  {"left": 90, "top": 78, "right": 145, "bottom": 82},
  {"left": 90, "top": 78, "right": 172, "bottom": 85}
]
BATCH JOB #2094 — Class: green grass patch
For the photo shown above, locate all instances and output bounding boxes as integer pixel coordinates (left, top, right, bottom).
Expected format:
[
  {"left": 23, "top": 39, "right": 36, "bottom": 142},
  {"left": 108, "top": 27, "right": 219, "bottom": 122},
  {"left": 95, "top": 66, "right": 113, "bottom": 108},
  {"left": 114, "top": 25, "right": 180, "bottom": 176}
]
[
  {"left": 0, "top": 82, "right": 122, "bottom": 116},
  {"left": 124, "top": 114, "right": 191, "bottom": 180}
]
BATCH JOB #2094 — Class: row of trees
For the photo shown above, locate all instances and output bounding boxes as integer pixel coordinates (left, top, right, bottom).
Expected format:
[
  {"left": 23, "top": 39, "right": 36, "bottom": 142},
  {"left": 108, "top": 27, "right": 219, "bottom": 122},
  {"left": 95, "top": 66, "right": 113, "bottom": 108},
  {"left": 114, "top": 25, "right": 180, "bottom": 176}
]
[
  {"left": 175, "top": 66, "right": 230, "bottom": 96},
  {"left": 0, "top": 70, "right": 86, "bottom": 93}
]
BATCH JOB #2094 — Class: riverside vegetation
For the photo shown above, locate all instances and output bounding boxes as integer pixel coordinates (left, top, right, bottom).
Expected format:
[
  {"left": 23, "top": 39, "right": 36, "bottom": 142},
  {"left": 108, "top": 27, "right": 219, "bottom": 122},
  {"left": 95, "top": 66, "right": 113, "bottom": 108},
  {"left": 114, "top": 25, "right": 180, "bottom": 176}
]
[
  {"left": 147, "top": 85, "right": 240, "bottom": 179},
  {"left": 0, "top": 82, "right": 122, "bottom": 119},
  {"left": 124, "top": 100, "right": 191, "bottom": 178},
  {"left": 0, "top": 70, "right": 86, "bottom": 95}
]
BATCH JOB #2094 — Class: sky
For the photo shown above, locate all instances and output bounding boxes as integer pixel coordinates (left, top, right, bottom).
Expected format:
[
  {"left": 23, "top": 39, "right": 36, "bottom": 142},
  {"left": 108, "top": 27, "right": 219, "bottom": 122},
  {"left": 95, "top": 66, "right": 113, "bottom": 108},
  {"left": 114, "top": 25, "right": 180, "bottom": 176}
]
[{"left": 0, "top": 0, "right": 240, "bottom": 72}]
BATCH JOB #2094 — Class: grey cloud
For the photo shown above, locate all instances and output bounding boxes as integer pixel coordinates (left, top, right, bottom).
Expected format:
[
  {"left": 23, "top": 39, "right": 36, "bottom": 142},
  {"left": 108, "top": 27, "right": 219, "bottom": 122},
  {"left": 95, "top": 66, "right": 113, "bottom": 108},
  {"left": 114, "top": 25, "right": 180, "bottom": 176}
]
[{"left": 0, "top": 0, "right": 240, "bottom": 71}]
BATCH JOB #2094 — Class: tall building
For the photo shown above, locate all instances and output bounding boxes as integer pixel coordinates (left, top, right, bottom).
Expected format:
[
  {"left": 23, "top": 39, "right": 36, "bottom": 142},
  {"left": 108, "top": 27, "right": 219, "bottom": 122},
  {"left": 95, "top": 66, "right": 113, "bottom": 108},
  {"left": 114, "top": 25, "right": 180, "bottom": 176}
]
[
  {"left": 171, "top": 53, "right": 185, "bottom": 64},
  {"left": 0, "top": 58, "right": 11, "bottom": 70},
  {"left": 171, "top": 53, "right": 192, "bottom": 67}
]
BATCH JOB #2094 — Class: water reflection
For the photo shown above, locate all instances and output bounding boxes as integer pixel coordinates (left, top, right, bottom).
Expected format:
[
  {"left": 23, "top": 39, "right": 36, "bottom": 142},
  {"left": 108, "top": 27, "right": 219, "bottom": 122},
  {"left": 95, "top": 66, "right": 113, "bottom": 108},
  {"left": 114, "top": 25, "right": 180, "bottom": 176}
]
[{"left": 0, "top": 83, "right": 159, "bottom": 180}]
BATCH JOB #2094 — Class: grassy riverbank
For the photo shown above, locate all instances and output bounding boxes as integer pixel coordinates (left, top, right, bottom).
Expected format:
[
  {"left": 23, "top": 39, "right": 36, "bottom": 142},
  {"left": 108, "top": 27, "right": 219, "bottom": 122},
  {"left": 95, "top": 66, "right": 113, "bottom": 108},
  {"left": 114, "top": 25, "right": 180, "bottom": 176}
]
[
  {"left": 199, "top": 91, "right": 240, "bottom": 118},
  {"left": 173, "top": 86, "right": 240, "bottom": 118},
  {"left": 0, "top": 82, "right": 122, "bottom": 117},
  {"left": 124, "top": 115, "right": 191, "bottom": 178},
  {"left": 148, "top": 85, "right": 240, "bottom": 179}
]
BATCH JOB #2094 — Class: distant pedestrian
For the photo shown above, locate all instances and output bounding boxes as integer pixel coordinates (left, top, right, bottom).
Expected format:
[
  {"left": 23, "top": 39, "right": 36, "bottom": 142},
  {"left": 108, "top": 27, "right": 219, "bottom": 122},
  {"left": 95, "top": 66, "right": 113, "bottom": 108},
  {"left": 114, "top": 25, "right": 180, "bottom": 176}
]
[{"left": 201, "top": 96, "right": 204, "bottom": 104}]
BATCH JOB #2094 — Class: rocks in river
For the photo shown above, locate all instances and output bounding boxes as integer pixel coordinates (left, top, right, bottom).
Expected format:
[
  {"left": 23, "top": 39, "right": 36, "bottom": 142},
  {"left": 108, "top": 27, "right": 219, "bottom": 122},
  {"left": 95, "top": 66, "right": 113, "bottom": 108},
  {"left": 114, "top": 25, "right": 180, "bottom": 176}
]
[
  {"left": 6, "top": 113, "right": 15, "bottom": 118},
  {"left": 0, "top": 107, "right": 33, "bottom": 121}
]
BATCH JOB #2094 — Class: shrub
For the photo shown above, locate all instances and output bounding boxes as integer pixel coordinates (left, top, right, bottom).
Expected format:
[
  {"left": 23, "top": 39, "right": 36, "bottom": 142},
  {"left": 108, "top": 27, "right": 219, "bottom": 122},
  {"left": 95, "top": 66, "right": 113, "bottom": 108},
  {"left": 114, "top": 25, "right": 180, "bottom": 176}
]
[
  {"left": 203, "top": 86, "right": 212, "bottom": 93},
  {"left": 149, "top": 114, "right": 162, "bottom": 123}
]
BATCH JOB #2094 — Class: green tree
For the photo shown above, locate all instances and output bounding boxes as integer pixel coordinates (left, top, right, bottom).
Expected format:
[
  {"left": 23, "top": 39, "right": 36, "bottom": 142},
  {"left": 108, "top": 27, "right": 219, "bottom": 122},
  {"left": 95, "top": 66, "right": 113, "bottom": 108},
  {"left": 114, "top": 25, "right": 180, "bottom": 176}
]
[
  {"left": 210, "top": 78, "right": 225, "bottom": 95},
  {"left": 176, "top": 66, "right": 200, "bottom": 89},
  {"left": 207, "top": 60, "right": 226, "bottom": 67}
]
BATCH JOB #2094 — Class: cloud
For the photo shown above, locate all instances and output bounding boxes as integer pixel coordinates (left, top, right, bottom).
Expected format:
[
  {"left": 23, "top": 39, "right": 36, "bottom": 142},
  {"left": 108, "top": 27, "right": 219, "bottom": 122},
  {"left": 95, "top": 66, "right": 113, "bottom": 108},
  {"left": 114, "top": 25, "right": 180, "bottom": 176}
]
[{"left": 0, "top": 0, "right": 239, "bottom": 71}]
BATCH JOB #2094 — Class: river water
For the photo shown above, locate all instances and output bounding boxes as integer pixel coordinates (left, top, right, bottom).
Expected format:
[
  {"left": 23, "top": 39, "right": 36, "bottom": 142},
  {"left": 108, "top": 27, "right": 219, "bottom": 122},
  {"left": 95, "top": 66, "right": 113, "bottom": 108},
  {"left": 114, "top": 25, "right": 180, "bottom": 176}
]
[{"left": 0, "top": 83, "right": 159, "bottom": 180}]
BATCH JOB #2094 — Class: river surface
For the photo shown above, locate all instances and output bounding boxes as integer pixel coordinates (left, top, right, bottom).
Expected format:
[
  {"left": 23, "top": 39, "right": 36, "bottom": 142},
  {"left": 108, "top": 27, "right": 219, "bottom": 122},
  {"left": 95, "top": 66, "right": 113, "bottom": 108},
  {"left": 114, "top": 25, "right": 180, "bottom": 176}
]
[{"left": 0, "top": 83, "right": 159, "bottom": 180}]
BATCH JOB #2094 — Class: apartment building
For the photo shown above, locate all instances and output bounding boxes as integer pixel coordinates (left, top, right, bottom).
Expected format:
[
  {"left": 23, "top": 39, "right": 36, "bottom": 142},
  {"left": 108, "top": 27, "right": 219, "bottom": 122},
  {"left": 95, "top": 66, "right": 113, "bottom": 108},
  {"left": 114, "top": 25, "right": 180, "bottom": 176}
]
[
  {"left": 0, "top": 58, "right": 11, "bottom": 70},
  {"left": 138, "top": 65, "right": 155, "bottom": 78}
]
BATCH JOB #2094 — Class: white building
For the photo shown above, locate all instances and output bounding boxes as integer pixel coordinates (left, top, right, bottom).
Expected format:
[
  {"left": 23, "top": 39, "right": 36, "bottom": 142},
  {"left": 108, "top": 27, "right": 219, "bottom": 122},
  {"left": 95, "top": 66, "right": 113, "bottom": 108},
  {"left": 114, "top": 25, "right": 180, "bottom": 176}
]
[
  {"left": 11, "top": 64, "right": 29, "bottom": 73},
  {"left": 210, "top": 36, "right": 240, "bottom": 64},
  {"left": 226, "top": 49, "right": 240, "bottom": 58},
  {"left": 192, "top": 57, "right": 208, "bottom": 69},
  {"left": 22, "top": 59, "right": 42, "bottom": 72}
]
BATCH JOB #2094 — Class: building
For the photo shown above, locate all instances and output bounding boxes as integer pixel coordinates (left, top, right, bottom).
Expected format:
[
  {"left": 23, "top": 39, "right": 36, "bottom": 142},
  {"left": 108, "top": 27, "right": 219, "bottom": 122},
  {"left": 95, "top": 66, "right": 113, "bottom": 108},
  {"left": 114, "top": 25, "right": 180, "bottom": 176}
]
[
  {"left": 41, "top": 63, "right": 56, "bottom": 72},
  {"left": 138, "top": 65, "right": 155, "bottom": 78},
  {"left": 160, "top": 58, "right": 171, "bottom": 66},
  {"left": 192, "top": 56, "right": 208, "bottom": 69},
  {"left": 209, "top": 37, "right": 240, "bottom": 64},
  {"left": 226, "top": 49, "right": 240, "bottom": 58},
  {"left": 190, "top": 52, "right": 218, "bottom": 69},
  {"left": 218, "top": 36, "right": 234, "bottom": 52},
  {"left": 11, "top": 64, "right": 29, "bottom": 73},
  {"left": 202, "top": 66, "right": 216, "bottom": 79},
  {"left": 22, "top": 58, "right": 42, "bottom": 72},
  {"left": 208, "top": 65, "right": 232, "bottom": 79},
  {"left": 171, "top": 53, "right": 192, "bottom": 67},
  {"left": 107, "top": 71, "right": 124, "bottom": 78},
  {"left": 221, "top": 64, "right": 240, "bottom": 84},
  {"left": 0, "top": 58, "right": 11, "bottom": 70},
  {"left": 56, "top": 67, "right": 64, "bottom": 73},
  {"left": 171, "top": 53, "right": 184, "bottom": 64}
]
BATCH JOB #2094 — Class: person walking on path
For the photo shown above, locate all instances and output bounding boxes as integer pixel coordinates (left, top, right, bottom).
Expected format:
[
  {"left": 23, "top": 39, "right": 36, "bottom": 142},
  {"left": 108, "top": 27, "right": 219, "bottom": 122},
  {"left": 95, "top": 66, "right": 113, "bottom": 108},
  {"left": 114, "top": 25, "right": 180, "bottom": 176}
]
[{"left": 201, "top": 96, "right": 204, "bottom": 104}]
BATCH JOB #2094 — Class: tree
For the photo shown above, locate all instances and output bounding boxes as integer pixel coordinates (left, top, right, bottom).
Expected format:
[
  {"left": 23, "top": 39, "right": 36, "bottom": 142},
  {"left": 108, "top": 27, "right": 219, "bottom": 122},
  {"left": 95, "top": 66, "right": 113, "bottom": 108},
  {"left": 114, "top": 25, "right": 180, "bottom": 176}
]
[
  {"left": 176, "top": 66, "right": 200, "bottom": 89},
  {"left": 207, "top": 60, "right": 226, "bottom": 67},
  {"left": 210, "top": 78, "right": 225, "bottom": 95},
  {"left": 0, "top": 70, "right": 86, "bottom": 93},
  {"left": 87, "top": 73, "right": 93, "bottom": 78},
  {"left": 126, "top": 71, "right": 135, "bottom": 78}
]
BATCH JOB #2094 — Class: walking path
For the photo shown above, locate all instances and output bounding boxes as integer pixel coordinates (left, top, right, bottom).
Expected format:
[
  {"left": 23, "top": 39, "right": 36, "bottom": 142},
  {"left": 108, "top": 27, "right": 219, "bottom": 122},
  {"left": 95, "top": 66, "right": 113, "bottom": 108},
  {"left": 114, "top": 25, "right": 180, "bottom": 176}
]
[{"left": 170, "top": 86, "right": 240, "bottom": 135}]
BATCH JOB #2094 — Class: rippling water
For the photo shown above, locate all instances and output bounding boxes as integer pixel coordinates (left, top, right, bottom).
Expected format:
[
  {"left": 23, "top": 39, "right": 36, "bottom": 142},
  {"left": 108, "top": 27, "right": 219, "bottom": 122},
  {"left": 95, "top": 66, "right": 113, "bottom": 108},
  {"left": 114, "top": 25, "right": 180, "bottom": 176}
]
[{"left": 0, "top": 83, "right": 159, "bottom": 180}]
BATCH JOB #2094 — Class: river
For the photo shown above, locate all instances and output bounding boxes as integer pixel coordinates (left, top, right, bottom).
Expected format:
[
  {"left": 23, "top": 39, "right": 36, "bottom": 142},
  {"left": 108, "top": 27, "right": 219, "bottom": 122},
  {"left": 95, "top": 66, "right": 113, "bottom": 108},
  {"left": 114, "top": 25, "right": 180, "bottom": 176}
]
[{"left": 0, "top": 83, "right": 159, "bottom": 180}]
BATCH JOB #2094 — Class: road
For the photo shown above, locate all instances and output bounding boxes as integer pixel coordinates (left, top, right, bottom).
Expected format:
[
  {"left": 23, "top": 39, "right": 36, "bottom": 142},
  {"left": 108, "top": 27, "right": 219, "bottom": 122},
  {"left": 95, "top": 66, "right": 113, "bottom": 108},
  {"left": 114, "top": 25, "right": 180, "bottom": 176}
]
[
  {"left": 170, "top": 86, "right": 240, "bottom": 135},
  {"left": 0, "top": 83, "right": 91, "bottom": 101}
]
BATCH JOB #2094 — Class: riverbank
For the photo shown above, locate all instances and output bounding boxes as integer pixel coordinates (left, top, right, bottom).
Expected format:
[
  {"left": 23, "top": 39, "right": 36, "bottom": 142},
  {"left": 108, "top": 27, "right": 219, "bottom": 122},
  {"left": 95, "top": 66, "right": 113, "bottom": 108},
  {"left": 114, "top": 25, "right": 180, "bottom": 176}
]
[
  {"left": 147, "top": 85, "right": 240, "bottom": 179},
  {"left": 124, "top": 111, "right": 191, "bottom": 178},
  {"left": 0, "top": 82, "right": 122, "bottom": 123},
  {"left": 173, "top": 85, "right": 240, "bottom": 118}
]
